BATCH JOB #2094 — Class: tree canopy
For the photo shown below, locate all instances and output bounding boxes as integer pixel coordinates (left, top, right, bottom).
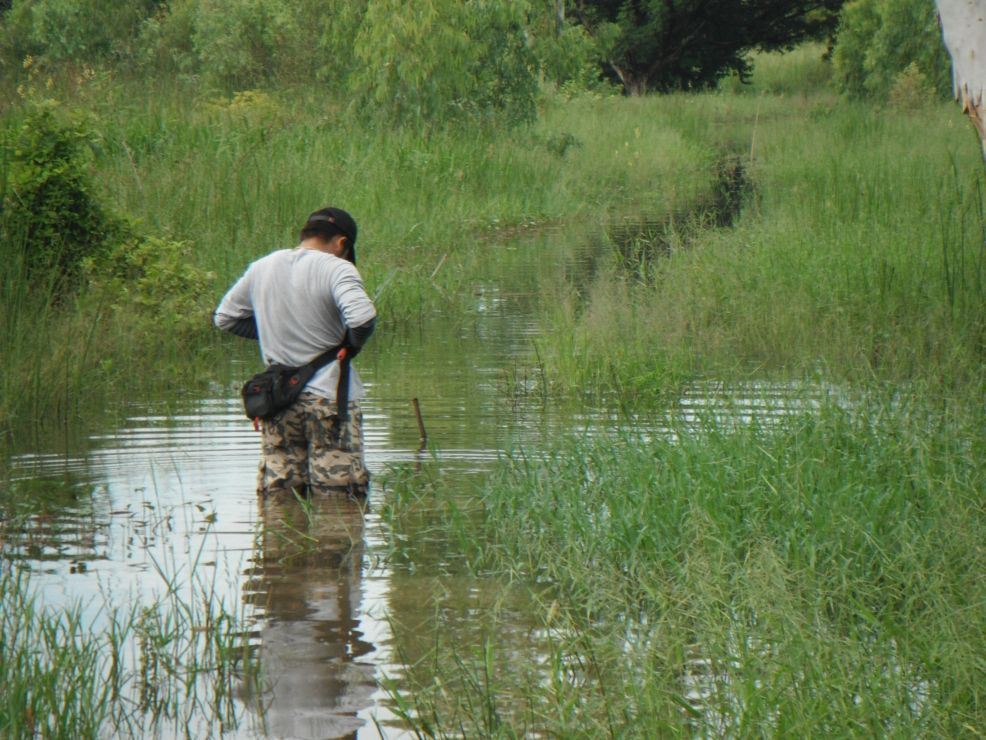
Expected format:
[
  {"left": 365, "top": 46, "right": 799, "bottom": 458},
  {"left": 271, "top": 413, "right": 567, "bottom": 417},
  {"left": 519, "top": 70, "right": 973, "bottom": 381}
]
[
  {"left": 832, "top": 0, "right": 950, "bottom": 100},
  {"left": 569, "top": 0, "right": 844, "bottom": 94}
]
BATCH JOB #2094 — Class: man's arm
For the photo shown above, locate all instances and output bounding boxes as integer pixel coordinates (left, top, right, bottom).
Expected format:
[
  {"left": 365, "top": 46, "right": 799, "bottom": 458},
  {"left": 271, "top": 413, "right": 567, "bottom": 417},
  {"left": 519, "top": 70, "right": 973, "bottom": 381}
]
[
  {"left": 214, "top": 268, "right": 257, "bottom": 339},
  {"left": 219, "top": 315, "right": 259, "bottom": 339},
  {"left": 331, "top": 262, "right": 377, "bottom": 352},
  {"left": 343, "top": 316, "right": 376, "bottom": 356}
]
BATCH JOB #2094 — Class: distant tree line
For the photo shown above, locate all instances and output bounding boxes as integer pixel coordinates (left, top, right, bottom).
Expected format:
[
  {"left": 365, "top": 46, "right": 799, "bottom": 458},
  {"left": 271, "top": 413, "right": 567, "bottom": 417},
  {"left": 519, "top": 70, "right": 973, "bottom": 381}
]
[
  {"left": 570, "top": 0, "right": 845, "bottom": 93},
  {"left": 0, "top": 0, "right": 951, "bottom": 121}
]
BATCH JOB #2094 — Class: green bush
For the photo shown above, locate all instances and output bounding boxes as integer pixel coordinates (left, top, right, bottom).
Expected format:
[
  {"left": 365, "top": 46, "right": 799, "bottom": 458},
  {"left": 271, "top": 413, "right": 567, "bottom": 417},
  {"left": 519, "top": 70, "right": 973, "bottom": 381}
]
[
  {"left": 190, "top": 0, "right": 305, "bottom": 89},
  {"left": 888, "top": 61, "right": 937, "bottom": 109},
  {"left": 134, "top": 0, "right": 198, "bottom": 78},
  {"left": 0, "top": 0, "right": 157, "bottom": 67},
  {"left": 84, "top": 236, "right": 215, "bottom": 342},
  {"left": 832, "top": 0, "right": 951, "bottom": 99},
  {"left": 1, "top": 102, "right": 123, "bottom": 285},
  {"left": 352, "top": 0, "right": 539, "bottom": 126},
  {"left": 528, "top": 9, "right": 605, "bottom": 94},
  {"left": 136, "top": 0, "right": 363, "bottom": 90}
]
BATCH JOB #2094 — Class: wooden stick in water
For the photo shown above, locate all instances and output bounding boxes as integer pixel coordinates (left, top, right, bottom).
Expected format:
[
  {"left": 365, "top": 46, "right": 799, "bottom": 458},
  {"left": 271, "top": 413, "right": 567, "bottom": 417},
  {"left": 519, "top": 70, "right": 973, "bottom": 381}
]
[{"left": 412, "top": 398, "right": 427, "bottom": 450}]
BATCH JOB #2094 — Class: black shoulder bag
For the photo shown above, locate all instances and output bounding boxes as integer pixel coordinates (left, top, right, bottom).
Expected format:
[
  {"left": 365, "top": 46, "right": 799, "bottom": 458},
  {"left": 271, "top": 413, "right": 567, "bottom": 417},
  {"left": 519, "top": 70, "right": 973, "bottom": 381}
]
[{"left": 241, "top": 344, "right": 347, "bottom": 421}]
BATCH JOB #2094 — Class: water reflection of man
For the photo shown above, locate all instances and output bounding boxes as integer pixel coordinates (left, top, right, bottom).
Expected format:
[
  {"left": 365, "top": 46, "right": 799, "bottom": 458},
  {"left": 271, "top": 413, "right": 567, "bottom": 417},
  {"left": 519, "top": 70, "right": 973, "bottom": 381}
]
[{"left": 241, "top": 492, "right": 376, "bottom": 739}]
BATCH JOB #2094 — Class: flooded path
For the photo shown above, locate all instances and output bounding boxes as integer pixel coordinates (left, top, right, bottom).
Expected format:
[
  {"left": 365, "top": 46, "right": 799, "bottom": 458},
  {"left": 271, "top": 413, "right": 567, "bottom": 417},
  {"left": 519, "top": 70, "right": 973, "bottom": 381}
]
[{"left": 2, "top": 229, "right": 827, "bottom": 737}]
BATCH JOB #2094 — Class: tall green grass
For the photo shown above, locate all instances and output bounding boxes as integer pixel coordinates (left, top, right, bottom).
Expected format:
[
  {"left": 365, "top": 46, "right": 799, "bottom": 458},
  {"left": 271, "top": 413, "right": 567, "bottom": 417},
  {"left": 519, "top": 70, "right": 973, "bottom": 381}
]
[
  {"left": 0, "top": 210, "right": 107, "bottom": 444},
  {"left": 384, "top": 395, "right": 986, "bottom": 736},
  {"left": 4, "top": 48, "right": 983, "bottom": 441},
  {"left": 1, "top": 73, "right": 721, "bottom": 438},
  {"left": 0, "top": 557, "right": 260, "bottom": 737},
  {"left": 541, "top": 84, "right": 986, "bottom": 398},
  {"left": 86, "top": 83, "right": 716, "bottom": 293}
]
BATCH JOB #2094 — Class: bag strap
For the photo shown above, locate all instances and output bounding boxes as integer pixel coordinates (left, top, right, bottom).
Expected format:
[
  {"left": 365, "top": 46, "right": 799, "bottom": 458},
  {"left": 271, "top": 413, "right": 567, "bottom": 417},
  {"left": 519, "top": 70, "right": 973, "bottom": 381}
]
[
  {"left": 336, "top": 350, "right": 351, "bottom": 422},
  {"left": 305, "top": 342, "right": 352, "bottom": 421},
  {"left": 307, "top": 343, "right": 345, "bottom": 372}
]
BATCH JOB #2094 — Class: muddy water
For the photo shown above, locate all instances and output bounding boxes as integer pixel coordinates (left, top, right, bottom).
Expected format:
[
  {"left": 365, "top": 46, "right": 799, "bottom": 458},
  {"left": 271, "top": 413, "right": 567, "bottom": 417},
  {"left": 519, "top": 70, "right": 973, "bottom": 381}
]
[{"left": 2, "top": 228, "right": 822, "bottom": 737}]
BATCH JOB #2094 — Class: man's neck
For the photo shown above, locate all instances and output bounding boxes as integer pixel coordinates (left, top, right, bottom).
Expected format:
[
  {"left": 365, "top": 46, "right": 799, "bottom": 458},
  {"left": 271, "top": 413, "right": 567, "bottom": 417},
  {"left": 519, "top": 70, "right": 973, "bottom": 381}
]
[{"left": 299, "top": 237, "right": 330, "bottom": 253}]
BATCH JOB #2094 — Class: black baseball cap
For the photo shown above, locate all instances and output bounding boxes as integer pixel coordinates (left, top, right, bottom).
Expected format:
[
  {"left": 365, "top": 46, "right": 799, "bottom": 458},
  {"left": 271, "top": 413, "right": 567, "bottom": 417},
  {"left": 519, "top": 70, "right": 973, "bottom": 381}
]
[{"left": 305, "top": 207, "right": 358, "bottom": 263}]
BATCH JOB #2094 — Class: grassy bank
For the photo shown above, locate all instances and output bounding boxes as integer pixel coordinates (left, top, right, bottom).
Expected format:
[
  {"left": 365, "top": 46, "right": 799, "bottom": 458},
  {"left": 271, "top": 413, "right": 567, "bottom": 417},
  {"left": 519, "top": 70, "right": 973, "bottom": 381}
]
[
  {"left": 541, "top": 52, "right": 985, "bottom": 398},
  {"left": 384, "top": 394, "right": 985, "bottom": 736}
]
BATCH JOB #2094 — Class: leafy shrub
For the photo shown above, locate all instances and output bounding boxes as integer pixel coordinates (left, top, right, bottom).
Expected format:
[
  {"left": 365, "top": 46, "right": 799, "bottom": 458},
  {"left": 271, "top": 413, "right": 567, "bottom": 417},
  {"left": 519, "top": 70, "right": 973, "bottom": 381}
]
[
  {"left": 206, "top": 89, "right": 283, "bottom": 125},
  {"left": 134, "top": 0, "right": 198, "bottom": 78},
  {"left": 530, "top": 15, "right": 605, "bottom": 94},
  {"left": 0, "top": 0, "right": 157, "bottom": 67},
  {"left": 190, "top": 0, "right": 303, "bottom": 89},
  {"left": 84, "top": 237, "right": 215, "bottom": 341},
  {"left": 136, "top": 0, "right": 357, "bottom": 89},
  {"left": 832, "top": 0, "right": 951, "bottom": 99},
  {"left": 1, "top": 102, "right": 123, "bottom": 285},
  {"left": 888, "top": 62, "right": 936, "bottom": 109},
  {"left": 352, "top": 0, "right": 539, "bottom": 126},
  {"left": 543, "top": 131, "right": 581, "bottom": 157}
]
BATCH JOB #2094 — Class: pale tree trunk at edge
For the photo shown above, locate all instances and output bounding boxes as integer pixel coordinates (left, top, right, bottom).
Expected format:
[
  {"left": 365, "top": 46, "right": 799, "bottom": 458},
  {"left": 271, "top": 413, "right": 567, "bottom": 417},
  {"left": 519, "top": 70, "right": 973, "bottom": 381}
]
[{"left": 936, "top": 0, "right": 986, "bottom": 163}]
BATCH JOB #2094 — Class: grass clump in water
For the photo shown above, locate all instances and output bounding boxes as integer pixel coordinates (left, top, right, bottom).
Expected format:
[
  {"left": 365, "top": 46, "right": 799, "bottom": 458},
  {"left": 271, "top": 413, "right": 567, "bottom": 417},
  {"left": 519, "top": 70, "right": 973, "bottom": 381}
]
[
  {"left": 386, "top": 394, "right": 985, "bottom": 736},
  {"left": 0, "top": 561, "right": 261, "bottom": 738}
]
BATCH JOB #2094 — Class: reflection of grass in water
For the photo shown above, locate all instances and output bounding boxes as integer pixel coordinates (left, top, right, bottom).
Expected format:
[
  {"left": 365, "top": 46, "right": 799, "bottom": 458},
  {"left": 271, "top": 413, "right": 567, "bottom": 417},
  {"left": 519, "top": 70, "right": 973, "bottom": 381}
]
[
  {"left": 0, "top": 490, "right": 263, "bottom": 737},
  {"left": 382, "top": 395, "right": 985, "bottom": 736}
]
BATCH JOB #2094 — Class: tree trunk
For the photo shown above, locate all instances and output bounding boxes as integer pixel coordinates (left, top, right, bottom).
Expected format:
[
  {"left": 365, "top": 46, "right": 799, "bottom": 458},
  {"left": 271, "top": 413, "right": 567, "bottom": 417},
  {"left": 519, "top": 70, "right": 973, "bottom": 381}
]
[
  {"left": 610, "top": 63, "right": 648, "bottom": 96},
  {"left": 936, "top": 0, "right": 986, "bottom": 163}
]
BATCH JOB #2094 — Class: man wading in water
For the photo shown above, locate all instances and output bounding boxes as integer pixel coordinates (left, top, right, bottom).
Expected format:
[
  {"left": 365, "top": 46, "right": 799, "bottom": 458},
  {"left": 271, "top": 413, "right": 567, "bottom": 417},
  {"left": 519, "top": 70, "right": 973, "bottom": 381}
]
[{"left": 214, "top": 207, "right": 377, "bottom": 498}]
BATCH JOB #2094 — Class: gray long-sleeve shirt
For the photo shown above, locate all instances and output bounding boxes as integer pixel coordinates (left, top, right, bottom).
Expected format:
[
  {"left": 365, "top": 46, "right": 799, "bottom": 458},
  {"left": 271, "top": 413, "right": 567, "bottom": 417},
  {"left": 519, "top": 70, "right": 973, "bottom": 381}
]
[{"left": 214, "top": 247, "right": 377, "bottom": 402}]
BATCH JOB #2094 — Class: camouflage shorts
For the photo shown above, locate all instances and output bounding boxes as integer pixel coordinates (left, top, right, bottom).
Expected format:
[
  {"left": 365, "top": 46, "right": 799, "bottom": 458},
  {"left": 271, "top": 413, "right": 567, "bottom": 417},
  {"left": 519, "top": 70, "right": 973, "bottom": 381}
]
[{"left": 257, "top": 393, "right": 369, "bottom": 497}]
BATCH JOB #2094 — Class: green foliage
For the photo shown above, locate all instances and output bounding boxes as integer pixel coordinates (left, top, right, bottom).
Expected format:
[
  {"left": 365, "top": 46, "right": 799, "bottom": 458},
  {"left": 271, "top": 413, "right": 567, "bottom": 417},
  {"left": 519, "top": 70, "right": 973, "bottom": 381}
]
[
  {"left": 889, "top": 61, "right": 937, "bottom": 109},
  {"left": 190, "top": 0, "right": 306, "bottom": 89},
  {"left": 1, "top": 102, "right": 123, "bottom": 284},
  {"left": 309, "top": 0, "right": 367, "bottom": 87},
  {"left": 136, "top": 0, "right": 364, "bottom": 89},
  {"left": 139, "top": 0, "right": 287, "bottom": 87},
  {"left": 352, "top": 0, "right": 539, "bottom": 126},
  {"left": 527, "top": 3, "right": 607, "bottom": 93},
  {"left": 832, "top": 0, "right": 951, "bottom": 99},
  {"left": 719, "top": 43, "right": 833, "bottom": 96},
  {"left": 84, "top": 236, "right": 216, "bottom": 343},
  {"left": 569, "top": 0, "right": 846, "bottom": 94},
  {"left": 133, "top": 0, "right": 197, "bottom": 77},
  {"left": 0, "top": 0, "right": 157, "bottom": 66}
]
